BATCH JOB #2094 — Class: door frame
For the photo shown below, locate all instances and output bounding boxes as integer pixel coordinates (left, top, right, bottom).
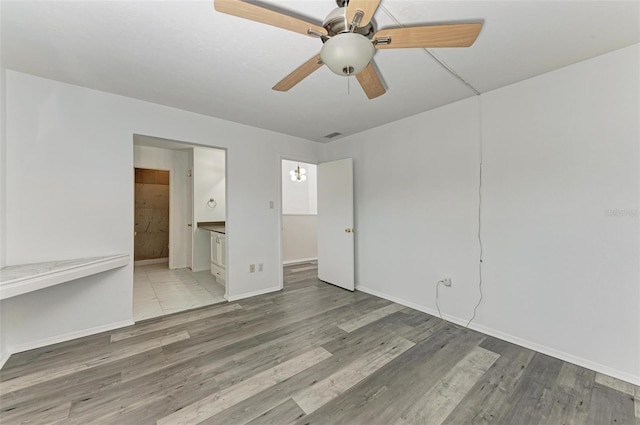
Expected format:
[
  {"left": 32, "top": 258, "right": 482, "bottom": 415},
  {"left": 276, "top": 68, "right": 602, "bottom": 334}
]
[
  {"left": 276, "top": 154, "right": 319, "bottom": 290},
  {"left": 132, "top": 135, "right": 228, "bottom": 287}
]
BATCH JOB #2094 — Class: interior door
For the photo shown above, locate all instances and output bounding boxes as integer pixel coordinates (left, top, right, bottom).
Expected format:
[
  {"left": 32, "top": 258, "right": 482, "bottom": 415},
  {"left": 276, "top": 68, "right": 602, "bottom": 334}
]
[{"left": 317, "top": 158, "right": 355, "bottom": 291}]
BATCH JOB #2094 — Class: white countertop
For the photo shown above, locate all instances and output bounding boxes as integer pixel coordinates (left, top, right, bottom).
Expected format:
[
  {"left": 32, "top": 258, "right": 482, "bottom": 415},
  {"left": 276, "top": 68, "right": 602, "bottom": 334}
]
[{"left": 0, "top": 254, "right": 130, "bottom": 300}]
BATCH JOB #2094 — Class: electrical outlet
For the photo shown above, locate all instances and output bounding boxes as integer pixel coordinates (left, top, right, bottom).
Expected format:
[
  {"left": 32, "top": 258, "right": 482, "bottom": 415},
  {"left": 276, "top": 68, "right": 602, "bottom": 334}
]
[
  {"left": 258, "top": 263, "right": 264, "bottom": 272},
  {"left": 249, "top": 264, "right": 255, "bottom": 273},
  {"left": 443, "top": 277, "right": 452, "bottom": 287}
]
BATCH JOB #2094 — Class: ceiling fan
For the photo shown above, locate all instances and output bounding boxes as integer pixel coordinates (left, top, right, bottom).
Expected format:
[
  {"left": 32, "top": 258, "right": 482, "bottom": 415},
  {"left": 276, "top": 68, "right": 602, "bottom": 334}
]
[{"left": 214, "top": 0, "right": 482, "bottom": 99}]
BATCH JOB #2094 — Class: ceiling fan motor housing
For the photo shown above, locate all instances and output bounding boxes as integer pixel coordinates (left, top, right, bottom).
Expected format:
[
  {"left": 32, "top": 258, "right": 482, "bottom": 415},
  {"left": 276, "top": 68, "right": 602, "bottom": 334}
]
[{"left": 322, "top": 7, "right": 374, "bottom": 38}]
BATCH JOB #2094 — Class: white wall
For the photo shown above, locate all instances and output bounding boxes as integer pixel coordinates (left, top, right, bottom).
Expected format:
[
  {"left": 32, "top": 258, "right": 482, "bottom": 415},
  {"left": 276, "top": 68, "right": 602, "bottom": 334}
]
[
  {"left": 282, "top": 215, "right": 318, "bottom": 263},
  {"left": 192, "top": 147, "right": 226, "bottom": 271},
  {"left": 325, "top": 97, "right": 483, "bottom": 327},
  {"left": 1, "top": 269, "right": 132, "bottom": 354},
  {"left": 1, "top": 70, "right": 322, "bottom": 360},
  {"left": 193, "top": 147, "right": 225, "bottom": 223},
  {"left": 133, "top": 143, "right": 190, "bottom": 269},
  {"left": 480, "top": 44, "right": 639, "bottom": 384},
  {"left": 3, "top": 70, "right": 136, "bottom": 361},
  {"left": 324, "top": 44, "right": 640, "bottom": 385},
  {"left": 282, "top": 159, "right": 318, "bottom": 263}
]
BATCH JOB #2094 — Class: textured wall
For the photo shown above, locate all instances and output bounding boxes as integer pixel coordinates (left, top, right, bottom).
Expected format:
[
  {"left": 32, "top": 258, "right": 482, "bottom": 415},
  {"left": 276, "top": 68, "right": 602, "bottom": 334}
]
[{"left": 134, "top": 168, "right": 169, "bottom": 260}]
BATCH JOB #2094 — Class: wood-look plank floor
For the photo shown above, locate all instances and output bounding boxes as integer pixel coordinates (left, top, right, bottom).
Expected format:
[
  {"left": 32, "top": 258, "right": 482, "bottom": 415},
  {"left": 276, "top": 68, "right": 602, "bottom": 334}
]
[{"left": 1, "top": 261, "right": 638, "bottom": 425}]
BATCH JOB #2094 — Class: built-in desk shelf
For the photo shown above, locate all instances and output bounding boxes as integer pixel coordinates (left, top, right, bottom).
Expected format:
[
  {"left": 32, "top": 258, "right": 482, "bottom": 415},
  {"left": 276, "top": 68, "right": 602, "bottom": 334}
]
[{"left": 0, "top": 254, "right": 130, "bottom": 300}]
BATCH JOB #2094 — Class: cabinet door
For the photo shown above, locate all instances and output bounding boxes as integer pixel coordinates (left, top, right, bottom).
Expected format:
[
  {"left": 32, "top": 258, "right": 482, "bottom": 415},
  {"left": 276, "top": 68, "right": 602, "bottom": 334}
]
[{"left": 210, "top": 233, "right": 217, "bottom": 263}]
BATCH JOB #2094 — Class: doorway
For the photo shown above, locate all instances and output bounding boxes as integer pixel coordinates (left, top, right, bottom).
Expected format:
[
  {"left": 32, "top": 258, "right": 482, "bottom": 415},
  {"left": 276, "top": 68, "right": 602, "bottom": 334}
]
[
  {"left": 280, "top": 158, "right": 355, "bottom": 292},
  {"left": 134, "top": 168, "right": 170, "bottom": 265},
  {"left": 281, "top": 159, "right": 318, "bottom": 287},
  {"left": 132, "top": 135, "right": 228, "bottom": 321}
]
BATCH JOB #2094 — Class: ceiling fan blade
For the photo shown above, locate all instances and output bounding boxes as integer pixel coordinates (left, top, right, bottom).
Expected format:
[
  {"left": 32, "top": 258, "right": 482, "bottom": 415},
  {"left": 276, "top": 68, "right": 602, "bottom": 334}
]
[
  {"left": 374, "top": 23, "right": 482, "bottom": 49},
  {"left": 356, "top": 62, "right": 385, "bottom": 99},
  {"left": 273, "top": 54, "right": 323, "bottom": 91},
  {"left": 214, "top": 0, "right": 327, "bottom": 38},
  {"left": 346, "top": 0, "right": 381, "bottom": 27}
]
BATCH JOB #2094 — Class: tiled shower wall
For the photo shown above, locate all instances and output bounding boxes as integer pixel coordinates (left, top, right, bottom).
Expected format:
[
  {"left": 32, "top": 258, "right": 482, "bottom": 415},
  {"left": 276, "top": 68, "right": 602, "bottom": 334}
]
[{"left": 134, "top": 168, "right": 170, "bottom": 261}]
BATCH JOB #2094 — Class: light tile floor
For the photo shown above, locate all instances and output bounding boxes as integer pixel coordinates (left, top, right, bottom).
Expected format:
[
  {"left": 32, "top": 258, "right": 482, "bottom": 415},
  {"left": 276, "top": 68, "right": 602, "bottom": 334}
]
[{"left": 133, "top": 263, "right": 226, "bottom": 321}]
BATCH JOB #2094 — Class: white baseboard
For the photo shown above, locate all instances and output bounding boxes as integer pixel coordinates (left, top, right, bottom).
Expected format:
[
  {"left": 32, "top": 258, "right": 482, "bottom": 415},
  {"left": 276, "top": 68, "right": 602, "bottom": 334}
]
[
  {"left": 227, "top": 286, "right": 281, "bottom": 302},
  {"left": 356, "top": 285, "right": 640, "bottom": 386},
  {"left": 2, "top": 319, "right": 134, "bottom": 367},
  {"left": 134, "top": 258, "right": 168, "bottom": 266},
  {"left": 283, "top": 257, "right": 318, "bottom": 265},
  {"left": 191, "top": 267, "right": 209, "bottom": 273}
]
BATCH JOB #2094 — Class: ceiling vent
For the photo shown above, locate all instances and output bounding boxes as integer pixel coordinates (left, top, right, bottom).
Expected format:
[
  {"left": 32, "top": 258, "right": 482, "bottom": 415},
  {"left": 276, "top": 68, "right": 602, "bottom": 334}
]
[{"left": 324, "top": 132, "right": 342, "bottom": 139}]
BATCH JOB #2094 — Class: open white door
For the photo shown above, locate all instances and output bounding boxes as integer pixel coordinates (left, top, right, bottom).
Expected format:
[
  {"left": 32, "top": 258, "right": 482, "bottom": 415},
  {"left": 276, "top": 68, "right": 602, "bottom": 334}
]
[{"left": 317, "top": 158, "right": 354, "bottom": 291}]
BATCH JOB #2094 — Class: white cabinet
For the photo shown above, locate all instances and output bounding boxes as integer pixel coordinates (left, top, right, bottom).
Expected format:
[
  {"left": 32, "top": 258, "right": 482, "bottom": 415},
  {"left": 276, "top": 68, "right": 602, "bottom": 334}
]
[
  {"left": 210, "top": 232, "right": 226, "bottom": 283},
  {"left": 210, "top": 232, "right": 226, "bottom": 267}
]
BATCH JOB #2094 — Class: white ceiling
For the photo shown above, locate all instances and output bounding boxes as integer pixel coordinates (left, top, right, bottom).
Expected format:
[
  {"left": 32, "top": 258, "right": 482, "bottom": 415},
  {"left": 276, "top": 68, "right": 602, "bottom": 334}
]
[{"left": 2, "top": 1, "right": 639, "bottom": 143}]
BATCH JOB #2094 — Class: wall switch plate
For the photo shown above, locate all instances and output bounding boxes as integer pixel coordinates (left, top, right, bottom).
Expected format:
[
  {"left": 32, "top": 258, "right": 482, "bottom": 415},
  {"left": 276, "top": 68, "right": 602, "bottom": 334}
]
[
  {"left": 258, "top": 263, "right": 264, "bottom": 272},
  {"left": 249, "top": 264, "right": 255, "bottom": 273}
]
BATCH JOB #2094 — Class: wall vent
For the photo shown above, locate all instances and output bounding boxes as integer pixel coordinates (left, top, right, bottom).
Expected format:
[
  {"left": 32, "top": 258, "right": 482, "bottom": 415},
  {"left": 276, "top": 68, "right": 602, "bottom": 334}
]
[{"left": 324, "top": 132, "right": 342, "bottom": 139}]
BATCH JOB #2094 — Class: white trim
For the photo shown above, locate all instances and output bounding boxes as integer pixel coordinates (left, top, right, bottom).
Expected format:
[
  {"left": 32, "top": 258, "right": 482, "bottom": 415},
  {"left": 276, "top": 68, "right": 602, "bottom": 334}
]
[
  {"left": 282, "top": 213, "right": 318, "bottom": 217},
  {"left": 134, "top": 258, "right": 168, "bottom": 267},
  {"left": 0, "top": 254, "right": 130, "bottom": 300},
  {"left": 191, "top": 267, "right": 209, "bottom": 273},
  {"left": 356, "top": 285, "right": 640, "bottom": 386},
  {"left": 276, "top": 154, "right": 284, "bottom": 291},
  {"left": 227, "top": 285, "right": 281, "bottom": 302},
  {"left": 283, "top": 257, "right": 318, "bottom": 265},
  {"left": 1, "top": 319, "right": 134, "bottom": 369}
]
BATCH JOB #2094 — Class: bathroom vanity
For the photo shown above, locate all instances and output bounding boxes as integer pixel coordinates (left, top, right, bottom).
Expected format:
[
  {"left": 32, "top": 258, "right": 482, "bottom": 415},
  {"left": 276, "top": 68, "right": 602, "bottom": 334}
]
[{"left": 197, "top": 222, "right": 226, "bottom": 284}]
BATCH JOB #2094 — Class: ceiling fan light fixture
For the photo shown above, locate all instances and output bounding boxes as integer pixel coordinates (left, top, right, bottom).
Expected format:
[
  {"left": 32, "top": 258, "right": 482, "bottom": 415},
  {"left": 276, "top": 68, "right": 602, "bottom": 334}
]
[{"left": 320, "top": 32, "right": 374, "bottom": 76}]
